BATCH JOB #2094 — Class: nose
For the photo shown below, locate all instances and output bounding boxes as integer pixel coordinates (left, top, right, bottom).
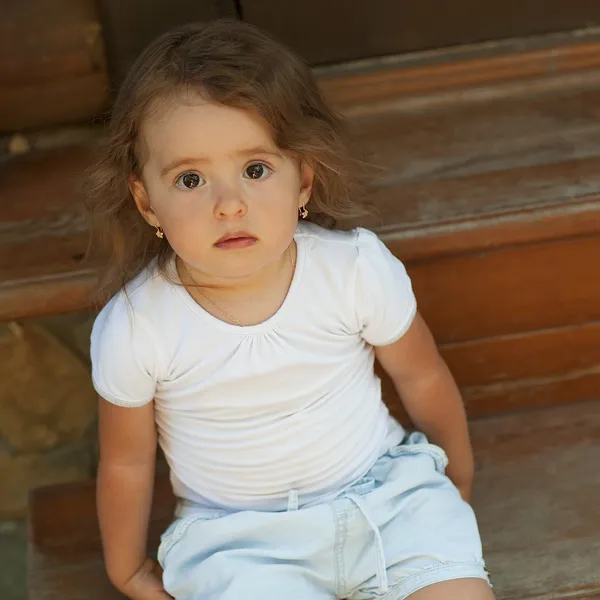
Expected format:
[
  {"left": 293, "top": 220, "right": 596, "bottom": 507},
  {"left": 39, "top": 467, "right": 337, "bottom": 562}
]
[{"left": 213, "top": 182, "right": 247, "bottom": 219}]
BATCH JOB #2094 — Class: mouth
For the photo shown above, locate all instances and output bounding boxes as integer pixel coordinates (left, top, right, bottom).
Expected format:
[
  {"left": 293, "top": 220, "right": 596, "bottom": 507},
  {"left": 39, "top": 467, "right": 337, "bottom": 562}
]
[{"left": 214, "top": 231, "right": 258, "bottom": 249}]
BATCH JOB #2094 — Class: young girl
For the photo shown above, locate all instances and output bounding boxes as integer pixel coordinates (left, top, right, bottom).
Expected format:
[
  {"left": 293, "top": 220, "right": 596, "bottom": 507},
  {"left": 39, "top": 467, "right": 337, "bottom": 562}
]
[{"left": 88, "top": 20, "right": 494, "bottom": 600}]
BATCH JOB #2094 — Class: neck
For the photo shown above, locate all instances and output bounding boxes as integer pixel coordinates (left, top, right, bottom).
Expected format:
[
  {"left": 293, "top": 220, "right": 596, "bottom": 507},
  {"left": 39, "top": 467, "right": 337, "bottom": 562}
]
[{"left": 177, "top": 242, "right": 296, "bottom": 299}]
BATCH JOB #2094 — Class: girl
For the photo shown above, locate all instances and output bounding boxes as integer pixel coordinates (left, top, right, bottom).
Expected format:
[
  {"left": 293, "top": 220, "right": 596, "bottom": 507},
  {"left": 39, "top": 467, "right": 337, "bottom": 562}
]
[{"left": 88, "top": 20, "right": 494, "bottom": 600}]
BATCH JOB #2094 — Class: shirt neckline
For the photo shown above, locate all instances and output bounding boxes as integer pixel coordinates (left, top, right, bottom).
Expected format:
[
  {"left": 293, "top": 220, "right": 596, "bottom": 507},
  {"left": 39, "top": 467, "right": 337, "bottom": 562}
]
[{"left": 170, "top": 227, "right": 307, "bottom": 335}]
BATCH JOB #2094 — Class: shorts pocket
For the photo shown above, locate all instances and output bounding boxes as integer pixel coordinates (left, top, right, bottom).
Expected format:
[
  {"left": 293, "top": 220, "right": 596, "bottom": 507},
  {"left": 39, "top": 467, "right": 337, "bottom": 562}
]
[{"left": 157, "top": 511, "right": 224, "bottom": 567}]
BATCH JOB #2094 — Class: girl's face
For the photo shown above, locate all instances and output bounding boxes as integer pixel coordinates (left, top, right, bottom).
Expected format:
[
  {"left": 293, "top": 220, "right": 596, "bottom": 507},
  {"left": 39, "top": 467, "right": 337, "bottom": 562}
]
[{"left": 131, "top": 98, "right": 313, "bottom": 283}]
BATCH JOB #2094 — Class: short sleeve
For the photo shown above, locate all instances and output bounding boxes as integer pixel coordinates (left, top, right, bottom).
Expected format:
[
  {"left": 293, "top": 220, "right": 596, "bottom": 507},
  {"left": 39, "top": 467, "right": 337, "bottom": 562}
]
[
  {"left": 90, "top": 293, "right": 158, "bottom": 407},
  {"left": 354, "top": 228, "right": 417, "bottom": 346}
]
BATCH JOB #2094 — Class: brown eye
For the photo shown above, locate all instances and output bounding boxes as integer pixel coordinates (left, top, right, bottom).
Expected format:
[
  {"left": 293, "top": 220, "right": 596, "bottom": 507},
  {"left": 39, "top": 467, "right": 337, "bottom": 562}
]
[
  {"left": 175, "top": 172, "right": 203, "bottom": 190},
  {"left": 245, "top": 163, "right": 271, "bottom": 180}
]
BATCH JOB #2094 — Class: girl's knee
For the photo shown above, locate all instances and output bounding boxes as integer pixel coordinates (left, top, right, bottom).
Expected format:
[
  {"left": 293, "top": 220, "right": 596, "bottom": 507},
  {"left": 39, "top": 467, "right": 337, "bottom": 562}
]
[{"left": 406, "top": 577, "right": 495, "bottom": 600}]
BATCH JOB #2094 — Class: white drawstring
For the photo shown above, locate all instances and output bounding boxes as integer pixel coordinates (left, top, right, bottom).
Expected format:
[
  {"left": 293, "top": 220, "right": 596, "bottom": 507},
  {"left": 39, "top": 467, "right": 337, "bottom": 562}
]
[{"left": 346, "top": 493, "right": 389, "bottom": 594}]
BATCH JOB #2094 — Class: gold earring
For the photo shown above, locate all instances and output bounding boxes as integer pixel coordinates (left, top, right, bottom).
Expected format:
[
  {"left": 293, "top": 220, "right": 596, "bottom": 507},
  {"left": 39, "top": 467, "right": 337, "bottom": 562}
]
[
  {"left": 155, "top": 225, "right": 164, "bottom": 239},
  {"left": 299, "top": 206, "right": 309, "bottom": 219}
]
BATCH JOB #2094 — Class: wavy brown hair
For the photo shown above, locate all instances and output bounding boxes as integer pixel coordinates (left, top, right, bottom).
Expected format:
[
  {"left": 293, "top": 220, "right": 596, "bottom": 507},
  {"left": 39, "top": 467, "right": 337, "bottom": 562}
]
[{"left": 86, "top": 19, "right": 371, "bottom": 303}]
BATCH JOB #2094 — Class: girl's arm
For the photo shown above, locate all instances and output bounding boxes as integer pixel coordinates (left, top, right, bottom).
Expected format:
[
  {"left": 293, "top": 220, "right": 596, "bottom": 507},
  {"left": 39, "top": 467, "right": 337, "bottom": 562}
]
[
  {"left": 97, "top": 397, "right": 170, "bottom": 598},
  {"left": 375, "top": 312, "right": 475, "bottom": 502}
]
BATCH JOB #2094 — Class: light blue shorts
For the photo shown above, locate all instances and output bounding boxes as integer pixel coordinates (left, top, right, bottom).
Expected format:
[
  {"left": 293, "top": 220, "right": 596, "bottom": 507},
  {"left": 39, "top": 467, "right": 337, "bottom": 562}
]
[{"left": 158, "top": 433, "right": 490, "bottom": 599}]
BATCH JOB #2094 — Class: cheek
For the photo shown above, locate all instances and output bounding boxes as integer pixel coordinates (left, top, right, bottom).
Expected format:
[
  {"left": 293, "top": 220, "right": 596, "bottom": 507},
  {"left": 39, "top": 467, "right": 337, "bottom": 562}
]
[
  {"left": 255, "top": 175, "right": 301, "bottom": 211},
  {"left": 151, "top": 195, "right": 211, "bottom": 247},
  {"left": 163, "top": 220, "right": 212, "bottom": 266},
  {"left": 150, "top": 185, "right": 209, "bottom": 221}
]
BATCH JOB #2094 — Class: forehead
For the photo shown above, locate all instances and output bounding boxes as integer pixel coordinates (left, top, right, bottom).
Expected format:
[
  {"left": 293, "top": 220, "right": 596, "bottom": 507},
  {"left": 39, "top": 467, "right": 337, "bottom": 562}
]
[{"left": 140, "top": 96, "right": 277, "bottom": 165}]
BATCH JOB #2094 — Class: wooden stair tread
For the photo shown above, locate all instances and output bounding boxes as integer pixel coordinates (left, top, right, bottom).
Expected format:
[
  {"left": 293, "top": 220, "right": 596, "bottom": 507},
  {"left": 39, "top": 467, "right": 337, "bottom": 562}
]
[
  {"left": 472, "top": 400, "right": 600, "bottom": 599},
  {"left": 358, "top": 86, "right": 600, "bottom": 230},
  {"left": 3, "top": 77, "right": 600, "bottom": 321},
  {"left": 28, "top": 399, "right": 600, "bottom": 600}
]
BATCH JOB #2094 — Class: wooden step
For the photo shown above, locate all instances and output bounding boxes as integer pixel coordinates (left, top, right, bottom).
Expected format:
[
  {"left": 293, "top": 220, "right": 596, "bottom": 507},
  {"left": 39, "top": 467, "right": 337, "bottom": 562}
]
[
  {"left": 4, "top": 34, "right": 600, "bottom": 320},
  {"left": 3, "top": 34, "right": 600, "bottom": 321},
  {"left": 27, "top": 399, "right": 600, "bottom": 600},
  {"left": 2, "top": 34, "right": 600, "bottom": 416}
]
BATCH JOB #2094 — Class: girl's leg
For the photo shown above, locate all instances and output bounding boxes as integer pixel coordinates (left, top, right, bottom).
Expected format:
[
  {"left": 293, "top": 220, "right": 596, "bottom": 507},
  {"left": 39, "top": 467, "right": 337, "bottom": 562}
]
[{"left": 406, "top": 578, "right": 495, "bottom": 600}]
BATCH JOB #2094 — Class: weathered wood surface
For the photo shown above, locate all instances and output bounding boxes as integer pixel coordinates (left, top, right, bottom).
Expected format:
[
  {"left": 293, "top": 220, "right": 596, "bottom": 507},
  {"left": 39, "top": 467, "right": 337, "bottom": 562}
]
[
  {"left": 4, "top": 44, "right": 600, "bottom": 321},
  {"left": 3, "top": 35, "right": 600, "bottom": 414},
  {"left": 408, "top": 235, "right": 600, "bottom": 344},
  {"left": 98, "top": 0, "right": 238, "bottom": 88},
  {"left": 0, "top": 146, "right": 99, "bottom": 318},
  {"left": 379, "top": 320, "right": 600, "bottom": 418},
  {"left": 318, "top": 31, "right": 600, "bottom": 112},
  {"left": 444, "top": 321, "right": 600, "bottom": 389},
  {"left": 28, "top": 400, "right": 600, "bottom": 600},
  {"left": 472, "top": 401, "right": 600, "bottom": 600},
  {"left": 0, "top": 0, "right": 110, "bottom": 131},
  {"left": 242, "top": 0, "right": 600, "bottom": 65}
]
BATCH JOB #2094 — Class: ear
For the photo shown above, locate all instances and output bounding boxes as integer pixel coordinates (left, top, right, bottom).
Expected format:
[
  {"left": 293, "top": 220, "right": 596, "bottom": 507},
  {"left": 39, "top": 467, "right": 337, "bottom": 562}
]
[
  {"left": 298, "top": 161, "right": 314, "bottom": 210},
  {"left": 129, "top": 175, "right": 158, "bottom": 226}
]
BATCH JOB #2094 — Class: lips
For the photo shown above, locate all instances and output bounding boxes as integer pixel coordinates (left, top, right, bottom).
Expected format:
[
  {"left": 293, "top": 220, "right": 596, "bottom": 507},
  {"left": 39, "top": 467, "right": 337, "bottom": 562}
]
[{"left": 214, "top": 231, "right": 257, "bottom": 249}]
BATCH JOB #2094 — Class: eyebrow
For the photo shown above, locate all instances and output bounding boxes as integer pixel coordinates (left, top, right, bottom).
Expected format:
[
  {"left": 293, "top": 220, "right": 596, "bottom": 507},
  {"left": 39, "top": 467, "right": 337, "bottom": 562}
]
[{"left": 160, "top": 146, "right": 284, "bottom": 177}]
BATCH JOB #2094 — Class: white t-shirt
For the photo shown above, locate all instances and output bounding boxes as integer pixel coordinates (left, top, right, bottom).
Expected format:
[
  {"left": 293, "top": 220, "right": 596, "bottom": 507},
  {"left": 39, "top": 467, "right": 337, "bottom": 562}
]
[{"left": 91, "top": 223, "right": 416, "bottom": 511}]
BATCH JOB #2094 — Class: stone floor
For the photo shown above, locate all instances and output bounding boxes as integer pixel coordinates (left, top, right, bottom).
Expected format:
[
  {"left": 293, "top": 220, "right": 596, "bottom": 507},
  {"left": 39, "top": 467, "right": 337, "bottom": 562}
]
[{"left": 0, "top": 520, "right": 26, "bottom": 600}]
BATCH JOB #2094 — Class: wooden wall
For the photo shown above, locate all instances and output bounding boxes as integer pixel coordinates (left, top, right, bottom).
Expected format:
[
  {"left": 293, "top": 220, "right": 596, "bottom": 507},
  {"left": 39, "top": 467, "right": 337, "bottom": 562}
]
[
  {"left": 1, "top": 0, "right": 111, "bottom": 132},
  {"left": 98, "top": 0, "right": 238, "bottom": 87},
  {"left": 241, "top": 0, "right": 600, "bottom": 65},
  {"left": 6, "top": 0, "right": 600, "bottom": 132}
]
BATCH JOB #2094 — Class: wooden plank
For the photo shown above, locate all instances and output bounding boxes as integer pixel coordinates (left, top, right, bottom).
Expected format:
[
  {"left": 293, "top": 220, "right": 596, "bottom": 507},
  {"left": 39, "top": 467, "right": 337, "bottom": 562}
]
[
  {"left": 441, "top": 321, "right": 600, "bottom": 387},
  {"left": 462, "top": 369, "right": 600, "bottom": 417},
  {"left": 0, "top": 147, "right": 93, "bottom": 223},
  {"left": 0, "top": 77, "right": 109, "bottom": 133},
  {"left": 381, "top": 363, "right": 600, "bottom": 420},
  {"left": 379, "top": 315, "right": 600, "bottom": 419},
  {"left": 0, "top": 273, "right": 98, "bottom": 322},
  {"left": 471, "top": 400, "right": 600, "bottom": 600},
  {"left": 98, "top": 0, "right": 238, "bottom": 89},
  {"left": 318, "top": 33, "right": 600, "bottom": 110},
  {"left": 406, "top": 235, "right": 600, "bottom": 344},
  {"left": 384, "top": 198, "right": 600, "bottom": 263},
  {"left": 367, "top": 155, "right": 600, "bottom": 235},
  {"left": 0, "top": 234, "right": 91, "bottom": 283},
  {"left": 28, "top": 400, "right": 600, "bottom": 600},
  {"left": 354, "top": 86, "right": 600, "bottom": 190},
  {"left": 28, "top": 553, "right": 126, "bottom": 600},
  {"left": 242, "top": 0, "right": 600, "bottom": 65},
  {"left": 28, "top": 468, "right": 174, "bottom": 600},
  {"left": 0, "top": 0, "right": 110, "bottom": 131},
  {"left": 0, "top": 146, "right": 97, "bottom": 317},
  {"left": 29, "top": 474, "right": 174, "bottom": 554}
]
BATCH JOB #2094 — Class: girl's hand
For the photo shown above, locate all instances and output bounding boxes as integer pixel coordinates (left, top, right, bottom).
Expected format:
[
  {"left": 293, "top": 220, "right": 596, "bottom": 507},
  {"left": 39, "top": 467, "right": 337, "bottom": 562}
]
[{"left": 120, "top": 557, "right": 173, "bottom": 600}]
